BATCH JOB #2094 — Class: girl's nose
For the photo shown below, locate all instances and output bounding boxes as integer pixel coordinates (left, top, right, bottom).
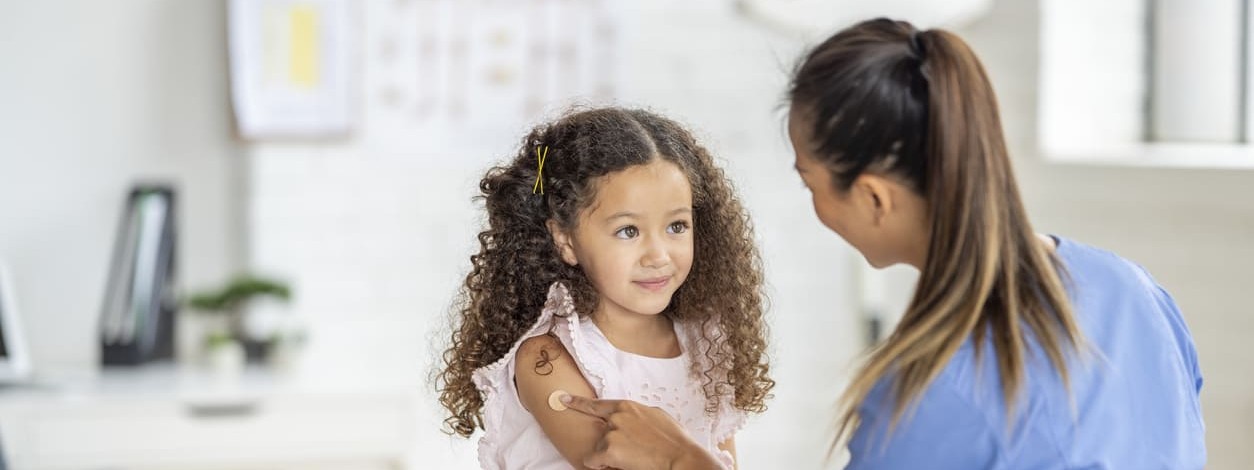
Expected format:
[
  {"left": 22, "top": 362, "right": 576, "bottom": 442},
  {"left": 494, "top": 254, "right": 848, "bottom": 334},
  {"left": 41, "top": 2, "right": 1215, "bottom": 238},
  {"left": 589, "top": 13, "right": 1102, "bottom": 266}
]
[{"left": 641, "top": 237, "right": 671, "bottom": 269}]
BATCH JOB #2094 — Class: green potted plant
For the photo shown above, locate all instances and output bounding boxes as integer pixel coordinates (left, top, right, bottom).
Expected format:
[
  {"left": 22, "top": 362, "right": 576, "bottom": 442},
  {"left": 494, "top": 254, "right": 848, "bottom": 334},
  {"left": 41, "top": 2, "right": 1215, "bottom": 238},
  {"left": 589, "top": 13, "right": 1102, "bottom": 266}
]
[{"left": 185, "top": 275, "right": 292, "bottom": 368}]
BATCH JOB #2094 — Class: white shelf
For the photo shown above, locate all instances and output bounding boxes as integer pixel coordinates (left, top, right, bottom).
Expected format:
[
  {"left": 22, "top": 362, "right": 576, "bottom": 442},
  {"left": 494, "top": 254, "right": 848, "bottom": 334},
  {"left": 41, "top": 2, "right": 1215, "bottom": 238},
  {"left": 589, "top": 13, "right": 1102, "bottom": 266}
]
[
  {"left": 0, "top": 363, "right": 417, "bottom": 470},
  {"left": 1043, "top": 142, "right": 1254, "bottom": 171}
]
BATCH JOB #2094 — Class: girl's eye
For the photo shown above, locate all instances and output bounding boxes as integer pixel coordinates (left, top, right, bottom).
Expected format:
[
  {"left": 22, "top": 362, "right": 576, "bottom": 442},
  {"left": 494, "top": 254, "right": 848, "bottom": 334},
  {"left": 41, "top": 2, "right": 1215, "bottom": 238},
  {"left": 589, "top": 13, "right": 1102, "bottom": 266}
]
[
  {"left": 667, "top": 221, "right": 690, "bottom": 234},
  {"left": 615, "top": 226, "right": 639, "bottom": 239}
]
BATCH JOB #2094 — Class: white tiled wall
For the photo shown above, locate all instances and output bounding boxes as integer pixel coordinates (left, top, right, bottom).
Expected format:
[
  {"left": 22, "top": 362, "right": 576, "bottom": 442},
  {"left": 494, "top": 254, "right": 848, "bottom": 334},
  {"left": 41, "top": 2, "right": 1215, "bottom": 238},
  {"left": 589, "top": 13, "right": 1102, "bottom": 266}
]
[
  {"left": 248, "top": 2, "right": 863, "bottom": 468},
  {"left": 6, "top": 0, "right": 1246, "bottom": 467},
  {"left": 247, "top": 0, "right": 1254, "bottom": 468}
]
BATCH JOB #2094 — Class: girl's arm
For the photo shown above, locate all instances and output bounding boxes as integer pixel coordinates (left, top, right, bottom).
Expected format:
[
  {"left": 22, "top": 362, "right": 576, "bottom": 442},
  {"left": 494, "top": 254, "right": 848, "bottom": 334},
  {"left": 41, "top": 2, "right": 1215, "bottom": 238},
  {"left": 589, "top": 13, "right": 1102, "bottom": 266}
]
[
  {"left": 718, "top": 437, "right": 737, "bottom": 469},
  {"left": 514, "top": 334, "right": 605, "bottom": 469}
]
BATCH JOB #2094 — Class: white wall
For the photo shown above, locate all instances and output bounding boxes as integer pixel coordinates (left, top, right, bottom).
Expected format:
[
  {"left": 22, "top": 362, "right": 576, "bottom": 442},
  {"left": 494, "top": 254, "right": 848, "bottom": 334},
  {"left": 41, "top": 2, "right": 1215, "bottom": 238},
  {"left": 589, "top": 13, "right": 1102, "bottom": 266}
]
[
  {"left": 250, "top": 1, "right": 1254, "bottom": 468},
  {"left": 0, "top": 1, "right": 245, "bottom": 371},
  {"left": 964, "top": 0, "right": 1254, "bottom": 467},
  {"left": 3, "top": 0, "right": 1249, "bottom": 468},
  {"left": 247, "top": 2, "right": 864, "bottom": 468}
]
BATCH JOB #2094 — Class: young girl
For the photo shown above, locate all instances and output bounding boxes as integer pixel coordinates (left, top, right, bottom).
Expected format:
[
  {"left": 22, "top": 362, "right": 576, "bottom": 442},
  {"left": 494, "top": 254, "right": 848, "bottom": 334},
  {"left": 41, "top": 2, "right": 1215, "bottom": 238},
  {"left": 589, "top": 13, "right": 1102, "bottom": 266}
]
[{"left": 437, "top": 107, "right": 774, "bottom": 469}]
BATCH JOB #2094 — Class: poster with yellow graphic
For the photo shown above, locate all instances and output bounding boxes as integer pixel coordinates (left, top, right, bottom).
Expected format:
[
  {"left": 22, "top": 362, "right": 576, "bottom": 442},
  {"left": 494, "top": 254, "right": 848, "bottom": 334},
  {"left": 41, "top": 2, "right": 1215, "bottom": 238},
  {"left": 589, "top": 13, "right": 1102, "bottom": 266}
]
[{"left": 229, "top": 0, "right": 355, "bottom": 139}]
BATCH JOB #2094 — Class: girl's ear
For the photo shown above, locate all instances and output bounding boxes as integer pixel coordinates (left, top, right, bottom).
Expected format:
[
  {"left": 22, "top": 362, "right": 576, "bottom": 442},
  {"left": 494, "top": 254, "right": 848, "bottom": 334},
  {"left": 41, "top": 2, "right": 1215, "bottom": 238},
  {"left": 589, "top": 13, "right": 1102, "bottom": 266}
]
[{"left": 546, "top": 219, "right": 579, "bottom": 266}]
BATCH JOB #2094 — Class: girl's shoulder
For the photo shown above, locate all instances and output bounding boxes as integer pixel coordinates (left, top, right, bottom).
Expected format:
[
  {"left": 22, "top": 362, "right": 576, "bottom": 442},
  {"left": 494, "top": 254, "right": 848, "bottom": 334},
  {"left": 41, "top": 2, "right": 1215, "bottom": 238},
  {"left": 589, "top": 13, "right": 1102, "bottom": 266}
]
[{"left": 471, "top": 282, "right": 617, "bottom": 396}]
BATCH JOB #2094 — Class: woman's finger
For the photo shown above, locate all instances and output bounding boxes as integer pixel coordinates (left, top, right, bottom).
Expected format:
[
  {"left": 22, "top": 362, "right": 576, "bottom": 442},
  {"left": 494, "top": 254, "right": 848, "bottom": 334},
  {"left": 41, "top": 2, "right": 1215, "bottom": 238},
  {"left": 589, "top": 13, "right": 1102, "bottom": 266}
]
[{"left": 560, "top": 393, "right": 620, "bottom": 419}]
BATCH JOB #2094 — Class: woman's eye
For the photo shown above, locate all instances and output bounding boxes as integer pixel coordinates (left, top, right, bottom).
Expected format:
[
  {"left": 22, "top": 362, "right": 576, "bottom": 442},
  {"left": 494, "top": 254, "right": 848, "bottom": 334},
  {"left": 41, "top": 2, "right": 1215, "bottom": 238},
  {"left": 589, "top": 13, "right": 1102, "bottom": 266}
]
[
  {"left": 615, "top": 226, "right": 639, "bottom": 239},
  {"left": 667, "top": 221, "right": 690, "bottom": 234}
]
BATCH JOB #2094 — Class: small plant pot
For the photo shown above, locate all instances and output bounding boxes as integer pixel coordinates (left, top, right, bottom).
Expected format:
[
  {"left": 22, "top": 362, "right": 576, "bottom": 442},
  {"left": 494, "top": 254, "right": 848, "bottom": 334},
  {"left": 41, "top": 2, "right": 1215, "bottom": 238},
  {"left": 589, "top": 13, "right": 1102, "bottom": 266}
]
[{"left": 206, "top": 340, "right": 245, "bottom": 377}]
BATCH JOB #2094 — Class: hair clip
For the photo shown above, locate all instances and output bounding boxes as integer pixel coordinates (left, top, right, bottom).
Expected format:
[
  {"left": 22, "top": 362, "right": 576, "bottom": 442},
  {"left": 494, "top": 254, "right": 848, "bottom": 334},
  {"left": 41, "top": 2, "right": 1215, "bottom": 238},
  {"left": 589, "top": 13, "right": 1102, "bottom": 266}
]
[{"left": 532, "top": 145, "right": 549, "bottom": 194}]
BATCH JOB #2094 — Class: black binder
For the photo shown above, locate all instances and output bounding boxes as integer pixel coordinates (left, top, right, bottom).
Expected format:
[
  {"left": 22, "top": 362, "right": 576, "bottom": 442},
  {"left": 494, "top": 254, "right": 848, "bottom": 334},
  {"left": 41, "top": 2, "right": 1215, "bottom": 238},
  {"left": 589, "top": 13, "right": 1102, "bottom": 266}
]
[{"left": 99, "top": 185, "right": 178, "bottom": 365}]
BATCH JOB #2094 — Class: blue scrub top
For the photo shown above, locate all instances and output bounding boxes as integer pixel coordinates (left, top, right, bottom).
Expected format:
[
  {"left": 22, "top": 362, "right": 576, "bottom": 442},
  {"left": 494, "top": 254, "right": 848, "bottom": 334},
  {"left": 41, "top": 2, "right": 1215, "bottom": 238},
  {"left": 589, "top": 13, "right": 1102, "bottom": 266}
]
[{"left": 847, "top": 236, "right": 1206, "bottom": 469}]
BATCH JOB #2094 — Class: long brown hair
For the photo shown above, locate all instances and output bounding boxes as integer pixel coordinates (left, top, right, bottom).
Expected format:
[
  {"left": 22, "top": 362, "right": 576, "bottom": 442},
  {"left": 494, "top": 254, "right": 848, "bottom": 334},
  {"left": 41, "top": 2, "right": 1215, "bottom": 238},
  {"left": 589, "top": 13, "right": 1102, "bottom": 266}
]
[
  {"left": 436, "top": 107, "right": 774, "bottom": 437},
  {"left": 787, "top": 19, "right": 1084, "bottom": 445}
]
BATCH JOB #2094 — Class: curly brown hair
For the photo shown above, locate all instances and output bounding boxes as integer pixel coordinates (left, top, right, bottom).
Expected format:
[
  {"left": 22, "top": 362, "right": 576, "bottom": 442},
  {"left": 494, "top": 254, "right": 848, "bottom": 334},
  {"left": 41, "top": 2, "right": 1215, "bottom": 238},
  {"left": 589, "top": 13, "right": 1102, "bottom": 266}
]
[{"left": 436, "top": 107, "right": 773, "bottom": 438}]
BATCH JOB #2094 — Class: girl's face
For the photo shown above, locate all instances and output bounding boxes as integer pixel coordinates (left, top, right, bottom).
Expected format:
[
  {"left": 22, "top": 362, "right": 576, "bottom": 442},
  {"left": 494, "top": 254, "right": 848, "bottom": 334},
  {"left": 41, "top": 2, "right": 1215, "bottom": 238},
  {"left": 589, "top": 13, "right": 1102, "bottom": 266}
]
[{"left": 549, "top": 159, "right": 695, "bottom": 319}]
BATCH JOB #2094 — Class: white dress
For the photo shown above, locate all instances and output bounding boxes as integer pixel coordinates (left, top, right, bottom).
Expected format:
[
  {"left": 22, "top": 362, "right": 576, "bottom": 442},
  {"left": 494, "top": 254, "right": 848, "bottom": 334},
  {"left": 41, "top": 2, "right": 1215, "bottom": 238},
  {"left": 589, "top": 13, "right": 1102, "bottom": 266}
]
[{"left": 471, "top": 282, "right": 745, "bottom": 469}]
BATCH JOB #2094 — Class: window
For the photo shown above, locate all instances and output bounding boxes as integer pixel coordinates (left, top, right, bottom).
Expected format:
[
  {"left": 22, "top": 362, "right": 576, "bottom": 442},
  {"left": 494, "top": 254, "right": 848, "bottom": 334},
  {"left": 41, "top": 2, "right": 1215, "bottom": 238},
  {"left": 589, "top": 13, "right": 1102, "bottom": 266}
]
[{"left": 1040, "top": 0, "right": 1254, "bottom": 168}]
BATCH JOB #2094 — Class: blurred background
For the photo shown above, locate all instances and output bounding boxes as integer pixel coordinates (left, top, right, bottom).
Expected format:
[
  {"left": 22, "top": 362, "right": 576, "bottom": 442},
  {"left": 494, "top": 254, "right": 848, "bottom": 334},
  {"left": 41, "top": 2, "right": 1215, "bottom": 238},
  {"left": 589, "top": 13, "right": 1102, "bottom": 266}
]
[{"left": 1, "top": 0, "right": 1251, "bottom": 468}]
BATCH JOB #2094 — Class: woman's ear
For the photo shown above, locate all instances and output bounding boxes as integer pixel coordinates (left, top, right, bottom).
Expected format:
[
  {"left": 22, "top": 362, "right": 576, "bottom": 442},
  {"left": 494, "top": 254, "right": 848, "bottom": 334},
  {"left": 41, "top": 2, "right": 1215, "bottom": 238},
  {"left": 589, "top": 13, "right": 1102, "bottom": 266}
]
[
  {"left": 853, "top": 174, "right": 895, "bottom": 226},
  {"left": 546, "top": 219, "right": 579, "bottom": 266}
]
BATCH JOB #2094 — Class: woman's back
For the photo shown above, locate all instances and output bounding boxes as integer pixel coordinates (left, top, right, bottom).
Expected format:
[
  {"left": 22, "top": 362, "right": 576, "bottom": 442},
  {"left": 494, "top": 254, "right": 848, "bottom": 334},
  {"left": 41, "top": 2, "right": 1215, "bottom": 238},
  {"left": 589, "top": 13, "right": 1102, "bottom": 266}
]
[{"left": 848, "top": 236, "right": 1205, "bottom": 469}]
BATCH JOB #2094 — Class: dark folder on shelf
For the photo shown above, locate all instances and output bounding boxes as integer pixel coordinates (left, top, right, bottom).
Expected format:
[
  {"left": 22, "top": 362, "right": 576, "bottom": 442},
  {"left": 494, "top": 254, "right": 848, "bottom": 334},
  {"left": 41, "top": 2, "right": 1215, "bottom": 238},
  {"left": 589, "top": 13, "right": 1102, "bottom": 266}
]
[{"left": 99, "top": 185, "right": 178, "bottom": 365}]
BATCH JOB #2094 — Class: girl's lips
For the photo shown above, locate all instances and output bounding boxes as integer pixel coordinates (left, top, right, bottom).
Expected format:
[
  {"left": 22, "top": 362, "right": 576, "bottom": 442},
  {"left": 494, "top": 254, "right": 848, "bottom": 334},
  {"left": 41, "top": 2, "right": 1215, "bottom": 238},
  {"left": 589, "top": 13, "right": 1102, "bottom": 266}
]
[{"left": 634, "top": 277, "right": 671, "bottom": 291}]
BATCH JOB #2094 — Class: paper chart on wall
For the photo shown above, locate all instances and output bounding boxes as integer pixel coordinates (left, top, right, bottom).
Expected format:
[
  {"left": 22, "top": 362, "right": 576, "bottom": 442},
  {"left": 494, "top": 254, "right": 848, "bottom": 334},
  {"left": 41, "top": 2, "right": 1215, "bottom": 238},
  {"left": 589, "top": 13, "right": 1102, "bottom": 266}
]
[
  {"left": 228, "top": 0, "right": 357, "bottom": 140},
  {"left": 366, "top": 0, "right": 623, "bottom": 156}
]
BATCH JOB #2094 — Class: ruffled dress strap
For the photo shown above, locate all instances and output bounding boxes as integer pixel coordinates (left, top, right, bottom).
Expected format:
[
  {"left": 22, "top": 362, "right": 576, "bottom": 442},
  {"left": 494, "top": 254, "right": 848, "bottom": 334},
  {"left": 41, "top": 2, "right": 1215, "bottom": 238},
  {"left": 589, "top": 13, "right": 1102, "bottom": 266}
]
[{"left": 469, "top": 282, "right": 572, "bottom": 406}]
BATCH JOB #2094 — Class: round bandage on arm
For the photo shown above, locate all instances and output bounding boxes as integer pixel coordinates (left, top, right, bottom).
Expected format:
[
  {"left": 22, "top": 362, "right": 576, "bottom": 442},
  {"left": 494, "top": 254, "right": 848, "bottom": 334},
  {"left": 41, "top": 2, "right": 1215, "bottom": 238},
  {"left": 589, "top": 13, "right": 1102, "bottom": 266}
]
[{"left": 548, "top": 390, "right": 570, "bottom": 411}]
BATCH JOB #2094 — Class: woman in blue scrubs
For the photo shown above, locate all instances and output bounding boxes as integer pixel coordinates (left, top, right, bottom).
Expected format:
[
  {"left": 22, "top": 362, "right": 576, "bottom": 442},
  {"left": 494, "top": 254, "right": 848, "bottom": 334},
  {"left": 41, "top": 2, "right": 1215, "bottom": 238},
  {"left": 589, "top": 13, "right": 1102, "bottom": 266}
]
[{"left": 559, "top": 18, "right": 1206, "bottom": 469}]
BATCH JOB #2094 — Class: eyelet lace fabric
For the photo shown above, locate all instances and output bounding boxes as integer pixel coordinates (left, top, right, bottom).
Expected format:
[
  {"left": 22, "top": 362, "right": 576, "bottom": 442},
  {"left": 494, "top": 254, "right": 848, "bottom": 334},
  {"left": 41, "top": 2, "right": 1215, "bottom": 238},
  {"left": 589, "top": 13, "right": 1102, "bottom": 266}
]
[{"left": 470, "top": 282, "right": 745, "bottom": 469}]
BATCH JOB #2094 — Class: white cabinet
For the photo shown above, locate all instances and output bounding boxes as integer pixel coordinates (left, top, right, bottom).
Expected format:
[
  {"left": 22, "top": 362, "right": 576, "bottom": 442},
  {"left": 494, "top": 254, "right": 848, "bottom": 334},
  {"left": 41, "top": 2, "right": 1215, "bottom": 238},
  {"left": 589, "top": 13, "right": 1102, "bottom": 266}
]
[{"left": 0, "top": 365, "right": 416, "bottom": 469}]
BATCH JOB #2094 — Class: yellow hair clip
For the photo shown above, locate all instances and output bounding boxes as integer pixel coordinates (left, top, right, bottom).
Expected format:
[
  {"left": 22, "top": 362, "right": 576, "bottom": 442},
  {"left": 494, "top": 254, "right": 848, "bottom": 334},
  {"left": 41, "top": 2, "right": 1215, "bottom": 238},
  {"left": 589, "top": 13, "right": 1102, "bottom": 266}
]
[{"left": 533, "top": 145, "right": 549, "bottom": 194}]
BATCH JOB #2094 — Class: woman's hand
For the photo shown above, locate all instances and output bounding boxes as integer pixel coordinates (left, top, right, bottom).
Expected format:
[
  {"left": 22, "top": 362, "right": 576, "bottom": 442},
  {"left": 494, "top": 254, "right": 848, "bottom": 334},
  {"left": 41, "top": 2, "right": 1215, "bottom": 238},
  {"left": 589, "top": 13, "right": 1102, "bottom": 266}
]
[{"left": 560, "top": 394, "right": 724, "bottom": 470}]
